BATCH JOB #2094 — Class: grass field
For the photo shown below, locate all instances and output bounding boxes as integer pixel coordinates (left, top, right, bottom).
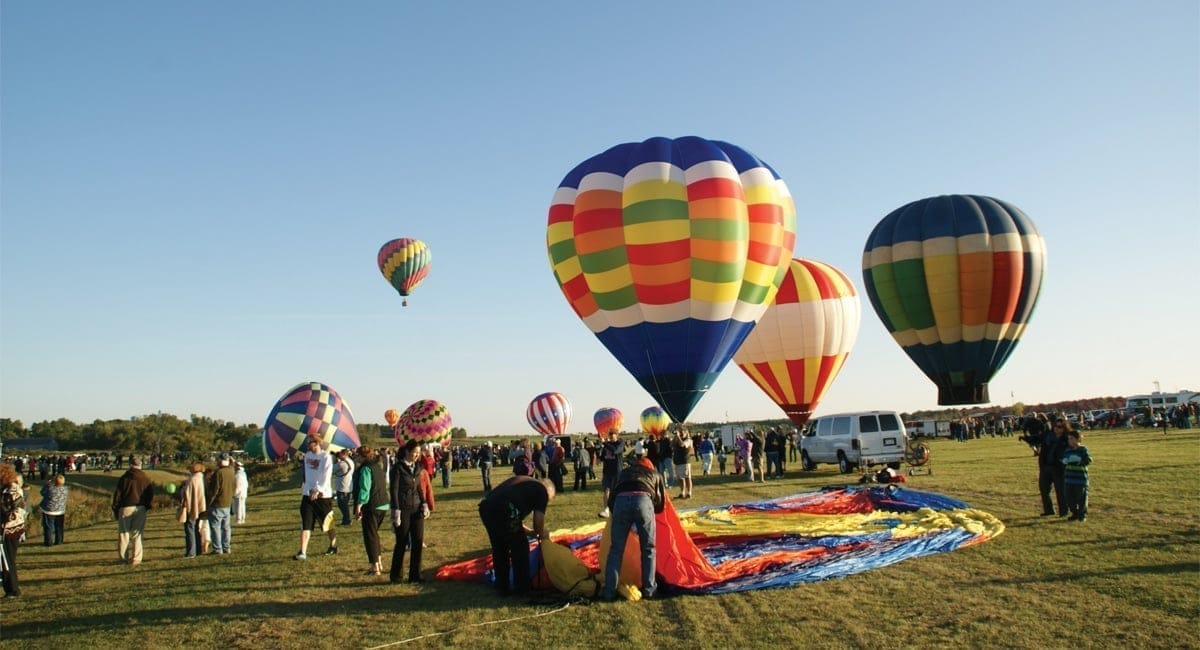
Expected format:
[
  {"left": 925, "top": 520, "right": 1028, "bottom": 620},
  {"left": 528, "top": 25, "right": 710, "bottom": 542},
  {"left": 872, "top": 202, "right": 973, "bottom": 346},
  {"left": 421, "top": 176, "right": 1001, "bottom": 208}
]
[{"left": 1, "top": 427, "right": 1196, "bottom": 649}]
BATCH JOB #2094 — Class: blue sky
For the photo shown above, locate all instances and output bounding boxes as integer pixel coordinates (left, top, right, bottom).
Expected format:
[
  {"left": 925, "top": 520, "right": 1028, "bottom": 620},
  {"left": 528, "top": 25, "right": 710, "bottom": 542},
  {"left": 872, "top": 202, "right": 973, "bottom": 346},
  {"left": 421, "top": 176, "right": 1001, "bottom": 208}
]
[{"left": 2, "top": 2, "right": 1197, "bottom": 435}]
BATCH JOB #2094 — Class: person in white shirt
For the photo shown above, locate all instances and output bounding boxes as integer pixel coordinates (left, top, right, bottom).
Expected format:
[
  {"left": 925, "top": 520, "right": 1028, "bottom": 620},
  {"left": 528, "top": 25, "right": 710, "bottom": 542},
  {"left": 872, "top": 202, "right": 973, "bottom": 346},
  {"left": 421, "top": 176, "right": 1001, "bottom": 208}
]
[
  {"left": 232, "top": 462, "right": 249, "bottom": 524},
  {"left": 295, "top": 437, "right": 338, "bottom": 560},
  {"left": 333, "top": 449, "right": 355, "bottom": 526}
]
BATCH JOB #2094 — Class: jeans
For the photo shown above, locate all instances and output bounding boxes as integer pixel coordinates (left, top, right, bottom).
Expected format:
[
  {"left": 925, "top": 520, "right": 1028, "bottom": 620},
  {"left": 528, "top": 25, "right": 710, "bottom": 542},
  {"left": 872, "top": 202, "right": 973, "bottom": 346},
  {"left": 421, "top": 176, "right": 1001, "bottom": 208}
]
[
  {"left": 1065, "top": 483, "right": 1089, "bottom": 518},
  {"left": 183, "top": 518, "right": 201, "bottom": 557},
  {"left": 480, "top": 462, "right": 493, "bottom": 493},
  {"left": 657, "top": 460, "right": 674, "bottom": 488},
  {"left": 1038, "top": 465, "right": 1065, "bottom": 515},
  {"left": 602, "top": 494, "right": 656, "bottom": 599},
  {"left": 766, "top": 451, "right": 782, "bottom": 477},
  {"left": 209, "top": 507, "right": 231, "bottom": 553},
  {"left": 42, "top": 513, "right": 64, "bottom": 545},
  {"left": 336, "top": 492, "right": 353, "bottom": 525}
]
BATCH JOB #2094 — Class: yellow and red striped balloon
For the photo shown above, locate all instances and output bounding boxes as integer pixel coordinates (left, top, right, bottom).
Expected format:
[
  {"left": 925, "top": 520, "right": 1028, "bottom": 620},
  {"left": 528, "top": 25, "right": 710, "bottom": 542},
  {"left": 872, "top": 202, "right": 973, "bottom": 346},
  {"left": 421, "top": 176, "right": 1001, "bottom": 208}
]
[{"left": 734, "top": 259, "right": 860, "bottom": 427}]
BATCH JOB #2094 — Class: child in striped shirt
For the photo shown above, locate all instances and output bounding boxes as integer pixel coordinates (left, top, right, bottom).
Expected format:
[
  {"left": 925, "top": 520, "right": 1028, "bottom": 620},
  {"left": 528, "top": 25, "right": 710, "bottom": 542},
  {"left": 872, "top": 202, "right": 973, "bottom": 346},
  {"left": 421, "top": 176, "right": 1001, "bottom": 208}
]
[{"left": 1062, "top": 431, "right": 1092, "bottom": 521}]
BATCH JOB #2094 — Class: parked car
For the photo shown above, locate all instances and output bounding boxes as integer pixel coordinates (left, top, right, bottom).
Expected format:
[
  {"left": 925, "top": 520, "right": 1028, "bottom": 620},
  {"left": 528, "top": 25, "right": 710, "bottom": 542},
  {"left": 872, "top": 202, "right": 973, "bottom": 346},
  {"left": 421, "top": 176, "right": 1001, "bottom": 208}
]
[{"left": 800, "top": 411, "right": 908, "bottom": 473}]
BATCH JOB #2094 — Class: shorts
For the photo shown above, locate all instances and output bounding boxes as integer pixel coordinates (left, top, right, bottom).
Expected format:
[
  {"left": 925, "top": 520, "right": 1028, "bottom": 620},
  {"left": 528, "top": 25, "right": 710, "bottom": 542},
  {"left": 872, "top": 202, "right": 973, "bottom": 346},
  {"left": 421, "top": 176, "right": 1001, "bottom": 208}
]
[
  {"left": 602, "top": 473, "right": 619, "bottom": 491},
  {"left": 300, "top": 496, "right": 333, "bottom": 531},
  {"left": 675, "top": 463, "right": 692, "bottom": 478}
]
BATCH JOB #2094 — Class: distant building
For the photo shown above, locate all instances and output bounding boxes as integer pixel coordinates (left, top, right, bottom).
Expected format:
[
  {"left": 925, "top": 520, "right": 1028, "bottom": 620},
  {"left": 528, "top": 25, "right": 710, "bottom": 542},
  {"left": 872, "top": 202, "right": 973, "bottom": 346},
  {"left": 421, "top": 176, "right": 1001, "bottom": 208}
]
[{"left": 3, "top": 437, "right": 59, "bottom": 452}]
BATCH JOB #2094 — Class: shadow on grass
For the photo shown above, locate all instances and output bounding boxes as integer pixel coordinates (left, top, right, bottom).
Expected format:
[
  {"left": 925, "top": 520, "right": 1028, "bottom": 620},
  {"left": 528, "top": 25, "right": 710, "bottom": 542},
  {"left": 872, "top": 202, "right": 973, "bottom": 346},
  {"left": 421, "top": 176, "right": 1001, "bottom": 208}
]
[
  {"left": 968, "top": 560, "right": 1198, "bottom": 586},
  {"left": 0, "top": 588, "right": 517, "bottom": 639}
]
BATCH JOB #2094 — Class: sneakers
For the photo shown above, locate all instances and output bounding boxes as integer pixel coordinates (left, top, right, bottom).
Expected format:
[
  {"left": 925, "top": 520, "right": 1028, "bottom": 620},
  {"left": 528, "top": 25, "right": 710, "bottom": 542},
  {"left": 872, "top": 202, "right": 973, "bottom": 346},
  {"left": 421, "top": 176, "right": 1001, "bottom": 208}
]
[
  {"left": 598, "top": 508, "right": 610, "bottom": 519},
  {"left": 294, "top": 552, "right": 307, "bottom": 561},
  {"left": 324, "top": 546, "right": 339, "bottom": 555}
]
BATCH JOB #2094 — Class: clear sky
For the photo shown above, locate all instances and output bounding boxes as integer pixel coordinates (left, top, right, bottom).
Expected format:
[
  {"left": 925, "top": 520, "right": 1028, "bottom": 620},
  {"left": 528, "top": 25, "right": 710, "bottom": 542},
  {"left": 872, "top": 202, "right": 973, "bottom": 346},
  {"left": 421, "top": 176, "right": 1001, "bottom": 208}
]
[{"left": 2, "top": 2, "right": 1197, "bottom": 436}]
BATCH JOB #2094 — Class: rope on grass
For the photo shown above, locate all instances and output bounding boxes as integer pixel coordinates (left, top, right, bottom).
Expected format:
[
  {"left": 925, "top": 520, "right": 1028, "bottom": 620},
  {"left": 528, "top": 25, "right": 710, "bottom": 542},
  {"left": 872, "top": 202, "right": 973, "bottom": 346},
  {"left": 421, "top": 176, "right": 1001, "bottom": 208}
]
[{"left": 364, "top": 601, "right": 572, "bottom": 648}]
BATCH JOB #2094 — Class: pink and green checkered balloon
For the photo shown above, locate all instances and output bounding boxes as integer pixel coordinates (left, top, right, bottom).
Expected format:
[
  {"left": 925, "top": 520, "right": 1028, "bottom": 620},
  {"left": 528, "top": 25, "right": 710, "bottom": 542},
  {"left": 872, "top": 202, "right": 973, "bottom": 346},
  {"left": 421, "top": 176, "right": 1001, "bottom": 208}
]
[{"left": 395, "top": 399, "right": 452, "bottom": 447}]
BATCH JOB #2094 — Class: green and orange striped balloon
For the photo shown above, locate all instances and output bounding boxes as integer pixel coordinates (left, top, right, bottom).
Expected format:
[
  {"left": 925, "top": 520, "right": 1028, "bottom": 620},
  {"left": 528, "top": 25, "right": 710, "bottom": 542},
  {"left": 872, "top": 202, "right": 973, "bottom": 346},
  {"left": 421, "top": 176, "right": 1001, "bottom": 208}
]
[
  {"left": 862, "top": 195, "right": 1046, "bottom": 405},
  {"left": 547, "top": 136, "right": 796, "bottom": 423}
]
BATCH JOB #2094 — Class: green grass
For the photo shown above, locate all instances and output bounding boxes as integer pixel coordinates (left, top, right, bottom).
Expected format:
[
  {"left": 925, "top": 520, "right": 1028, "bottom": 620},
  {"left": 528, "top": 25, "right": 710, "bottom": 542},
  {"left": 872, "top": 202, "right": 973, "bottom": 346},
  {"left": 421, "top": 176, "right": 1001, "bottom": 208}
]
[{"left": 3, "top": 427, "right": 1197, "bottom": 649}]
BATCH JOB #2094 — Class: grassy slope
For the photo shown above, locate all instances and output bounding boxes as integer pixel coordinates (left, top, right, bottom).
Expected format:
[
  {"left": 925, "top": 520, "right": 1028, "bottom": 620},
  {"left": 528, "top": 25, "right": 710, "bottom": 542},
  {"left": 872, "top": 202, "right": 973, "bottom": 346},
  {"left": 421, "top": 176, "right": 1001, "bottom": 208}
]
[{"left": 1, "top": 427, "right": 1197, "bottom": 649}]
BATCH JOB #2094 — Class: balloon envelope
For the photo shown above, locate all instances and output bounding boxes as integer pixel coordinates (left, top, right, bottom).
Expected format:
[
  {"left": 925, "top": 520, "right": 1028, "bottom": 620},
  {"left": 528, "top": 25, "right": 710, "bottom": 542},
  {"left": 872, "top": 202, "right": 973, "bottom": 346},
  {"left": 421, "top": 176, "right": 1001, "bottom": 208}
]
[
  {"left": 527, "top": 392, "right": 571, "bottom": 437},
  {"left": 640, "top": 406, "right": 670, "bottom": 436},
  {"left": 384, "top": 409, "right": 400, "bottom": 427},
  {"left": 243, "top": 431, "right": 266, "bottom": 460},
  {"left": 378, "top": 238, "right": 431, "bottom": 305},
  {"left": 395, "top": 399, "right": 453, "bottom": 448},
  {"left": 734, "top": 258, "right": 861, "bottom": 427},
  {"left": 862, "top": 195, "right": 1046, "bottom": 405},
  {"left": 547, "top": 136, "right": 796, "bottom": 423},
  {"left": 593, "top": 407, "right": 624, "bottom": 436},
  {"left": 263, "top": 381, "right": 361, "bottom": 461}
]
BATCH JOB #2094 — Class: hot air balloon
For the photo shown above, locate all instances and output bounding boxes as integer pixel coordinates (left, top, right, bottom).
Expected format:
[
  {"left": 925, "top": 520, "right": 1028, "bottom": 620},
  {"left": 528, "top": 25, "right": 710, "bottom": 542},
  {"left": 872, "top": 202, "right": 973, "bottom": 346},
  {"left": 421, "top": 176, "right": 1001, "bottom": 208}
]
[
  {"left": 264, "top": 381, "right": 361, "bottom": 461},
  {"left": 594, "top": 407, "right": 624, "bottom": 436},
  {"left": 640, "top": 406, "right": 670, "bottom": 436},
  {"left": 862, "top": 195, "right": 1046, "bottom": 405},
  {"left": 527, "top": 392, "right": 571, "bottom": 438},
  {"left": 396, "top": 399, "right": 453, "bottom": 448},
  {"left": 734, "top": 258, "right": 861, "bottom": 427},
  {"left": 244, "top": 431, "right": 266, "bottom": 460},
  {"left": 378, "top": 238, "right": 431, "bottom": 306},
  {"left": 547, "top": 136, "right": 796, "bottom": 423},
  {"left": 384, "top": 409, "right": 400, "bottom": 427}
]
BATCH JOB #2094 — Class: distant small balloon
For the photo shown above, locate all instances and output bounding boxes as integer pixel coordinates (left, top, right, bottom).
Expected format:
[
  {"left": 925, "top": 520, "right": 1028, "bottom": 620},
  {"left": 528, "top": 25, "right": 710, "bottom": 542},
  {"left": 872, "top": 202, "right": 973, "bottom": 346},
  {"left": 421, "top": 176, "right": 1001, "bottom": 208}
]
[
  {"left": 640, "top": 406, "right": 670, "bottom": 436},
  {"left": 165, "top": 483, "right": 178, "bottom": 495},
  {"left": 384, "top": 409, "right": 400, "bottom": 427},
  {"left": 593, "top": 407, "right": 624, "bottom": 436},
  {"left": 378, "top": 238, "right": 432, "bottom": 307}
]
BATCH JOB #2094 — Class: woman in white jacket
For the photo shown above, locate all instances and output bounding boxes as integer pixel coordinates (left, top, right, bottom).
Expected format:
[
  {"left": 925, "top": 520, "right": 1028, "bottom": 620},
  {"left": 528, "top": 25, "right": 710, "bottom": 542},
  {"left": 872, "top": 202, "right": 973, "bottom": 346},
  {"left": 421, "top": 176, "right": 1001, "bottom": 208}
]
[{"left": 232, "top": 463, "right": 249, "bottom": 524}]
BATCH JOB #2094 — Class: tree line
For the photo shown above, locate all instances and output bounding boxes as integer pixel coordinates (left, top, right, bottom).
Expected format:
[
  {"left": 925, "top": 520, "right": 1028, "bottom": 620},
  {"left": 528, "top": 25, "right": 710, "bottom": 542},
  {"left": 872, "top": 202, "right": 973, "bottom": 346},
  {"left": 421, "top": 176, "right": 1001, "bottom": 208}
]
[{"left": 0, "top": 414, "right": 466, "bottom": 454}]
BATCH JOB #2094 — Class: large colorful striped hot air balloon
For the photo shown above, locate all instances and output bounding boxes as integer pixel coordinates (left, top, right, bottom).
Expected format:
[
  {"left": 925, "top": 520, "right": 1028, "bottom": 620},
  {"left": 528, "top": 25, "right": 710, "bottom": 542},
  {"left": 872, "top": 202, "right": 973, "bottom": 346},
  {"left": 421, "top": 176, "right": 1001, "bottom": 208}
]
[
  {"left": 593, "top": 407, "right": 624, "bottom": 436},
  {"left": 547, "top": 136, "right": 797, "bottom": 423},
  {"left": 378, "top": 238, "right": 431, "bottom": 306},
  {"left": 862, "top": 195, "right": 1046, "bottom": 405},
  {"left": 395, "top": 399, "right": 453, "bottom": 448},
  {"left": 734, "top": 258, "right": 861, "bottom": 427},
  {"left": 263, "top": 381, "right": 361, "bottom": 461},
  {"left": 527, "top": 392, "right": 572, "bottom": 437},
  {"left": 640, "top": 406, "right": 670, "bottom": 436}
]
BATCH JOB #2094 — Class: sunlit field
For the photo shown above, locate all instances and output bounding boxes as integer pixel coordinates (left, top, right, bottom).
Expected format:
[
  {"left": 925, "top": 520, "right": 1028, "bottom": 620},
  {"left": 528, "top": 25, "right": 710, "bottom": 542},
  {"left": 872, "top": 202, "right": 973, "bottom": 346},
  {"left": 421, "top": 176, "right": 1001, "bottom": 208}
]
[{"left": 1, "top": 426, "right": 1196, "bottom": 649}]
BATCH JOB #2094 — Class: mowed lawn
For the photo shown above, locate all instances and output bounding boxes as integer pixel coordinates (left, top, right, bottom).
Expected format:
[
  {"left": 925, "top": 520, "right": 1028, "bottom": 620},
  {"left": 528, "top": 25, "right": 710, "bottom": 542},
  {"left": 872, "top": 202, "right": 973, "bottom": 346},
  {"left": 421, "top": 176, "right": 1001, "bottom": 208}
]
[{"left": 1, "top": 427, "right": 1196, "bottom": 649}]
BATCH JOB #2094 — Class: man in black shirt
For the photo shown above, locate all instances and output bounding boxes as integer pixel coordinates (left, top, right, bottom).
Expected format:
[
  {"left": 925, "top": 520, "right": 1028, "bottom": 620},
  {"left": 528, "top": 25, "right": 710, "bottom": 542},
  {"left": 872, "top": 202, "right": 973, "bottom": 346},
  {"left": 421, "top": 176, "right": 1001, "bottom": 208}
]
[{"left": 477, "top": 476, "right": 555, "bottom": 596}]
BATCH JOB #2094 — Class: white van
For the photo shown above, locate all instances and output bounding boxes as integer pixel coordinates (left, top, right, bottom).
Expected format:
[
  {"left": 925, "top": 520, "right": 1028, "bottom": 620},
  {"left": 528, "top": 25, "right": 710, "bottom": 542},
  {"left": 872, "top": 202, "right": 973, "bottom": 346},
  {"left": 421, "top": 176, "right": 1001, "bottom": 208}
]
[
  {"left": 800, "top": 411, "right": 908, "bottom": 473},
  {"left": 905, "top": 419, "right": 951, "bottom": 439}
]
